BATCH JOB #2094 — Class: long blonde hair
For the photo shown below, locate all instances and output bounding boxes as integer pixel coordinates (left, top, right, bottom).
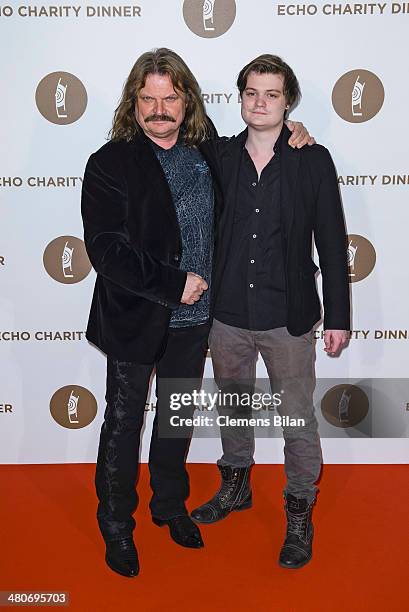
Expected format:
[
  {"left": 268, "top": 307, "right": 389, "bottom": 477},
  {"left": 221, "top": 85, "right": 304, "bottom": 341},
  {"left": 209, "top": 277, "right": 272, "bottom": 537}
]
[{"left": 109, "top": 48, "right": 210, "bottom": 146}]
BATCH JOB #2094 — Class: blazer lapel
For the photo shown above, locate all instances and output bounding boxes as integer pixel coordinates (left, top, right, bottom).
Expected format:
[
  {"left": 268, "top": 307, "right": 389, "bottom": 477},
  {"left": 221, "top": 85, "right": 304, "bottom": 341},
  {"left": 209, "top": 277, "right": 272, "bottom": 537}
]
[
  {"left": 131, "top": 134, "right": 182, "bottom": 240},
  {"left": 223, "top": 128, "right": 248, "bottom": 208},
  {"left": 280, "top": 125, "right": 301, "bottom": 246},
  {"left": 213, "top": 129, "right": 248, "bottom": 292}
]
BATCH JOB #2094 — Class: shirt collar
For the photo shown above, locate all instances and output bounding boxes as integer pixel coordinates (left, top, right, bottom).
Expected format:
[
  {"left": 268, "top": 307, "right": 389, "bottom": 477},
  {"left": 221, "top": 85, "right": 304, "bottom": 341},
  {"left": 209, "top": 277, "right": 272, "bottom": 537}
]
[{"left": 242, "top": 123, "right": 285, "bottom": 156}]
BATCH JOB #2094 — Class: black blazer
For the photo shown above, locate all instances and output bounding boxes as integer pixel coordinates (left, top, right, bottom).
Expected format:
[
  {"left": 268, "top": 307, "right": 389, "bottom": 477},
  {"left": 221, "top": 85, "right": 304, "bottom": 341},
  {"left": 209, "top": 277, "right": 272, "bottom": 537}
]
[
  {"left": 203, "top": 126, "right": 350, "bottom": 335},
  {"left": 81, "top": 132, "right": 211, "bottom": 362}
]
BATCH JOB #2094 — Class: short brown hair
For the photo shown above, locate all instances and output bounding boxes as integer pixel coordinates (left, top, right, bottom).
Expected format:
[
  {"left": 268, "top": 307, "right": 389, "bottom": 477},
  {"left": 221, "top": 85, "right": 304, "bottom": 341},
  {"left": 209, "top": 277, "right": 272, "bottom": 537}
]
[
  {"left": 237, "top": 54, "right": 301, "bottom": 117},
  {"left": 109, "top": 48, "right": 210, "bottom": 146}
]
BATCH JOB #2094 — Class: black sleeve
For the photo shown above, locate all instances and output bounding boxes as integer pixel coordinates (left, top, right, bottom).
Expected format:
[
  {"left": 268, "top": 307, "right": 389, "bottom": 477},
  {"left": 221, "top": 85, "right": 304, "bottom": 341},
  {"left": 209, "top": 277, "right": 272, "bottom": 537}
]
[
  {"left": 81, "top": 151, "right": 187, "bottom": 309},
  {"left": 313, "top": 148, "right": 351, "bottom": 331}
]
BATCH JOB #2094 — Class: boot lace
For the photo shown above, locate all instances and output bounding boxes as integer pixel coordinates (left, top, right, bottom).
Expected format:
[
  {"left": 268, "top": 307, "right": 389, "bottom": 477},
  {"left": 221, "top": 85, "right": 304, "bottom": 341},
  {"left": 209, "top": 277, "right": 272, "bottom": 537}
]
[
  {"left": 287, "top": 511, "right": 309, "bottom": 540},
  {"left": 218, "top": 469, "right": 239, "bottom": 506}
]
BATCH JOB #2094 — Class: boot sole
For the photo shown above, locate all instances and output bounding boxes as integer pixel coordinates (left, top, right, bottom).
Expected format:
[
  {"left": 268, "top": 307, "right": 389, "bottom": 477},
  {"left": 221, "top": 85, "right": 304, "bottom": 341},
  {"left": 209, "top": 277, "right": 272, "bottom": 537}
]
[
  {"left": 191, "top": 499, "right": 253, "bottom": 524},
  {"left": 278, "top": 556, "right": 312, "bottom": 570},
  {"left": 105, "top": 555, "right": 139, "bottom": 578}
]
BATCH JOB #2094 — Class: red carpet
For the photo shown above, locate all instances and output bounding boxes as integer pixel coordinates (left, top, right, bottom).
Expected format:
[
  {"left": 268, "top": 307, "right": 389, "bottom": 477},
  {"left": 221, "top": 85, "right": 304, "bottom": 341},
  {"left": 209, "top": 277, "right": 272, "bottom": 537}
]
[{"left": 0, "top": 464, "right": 407, "bottom": 611}]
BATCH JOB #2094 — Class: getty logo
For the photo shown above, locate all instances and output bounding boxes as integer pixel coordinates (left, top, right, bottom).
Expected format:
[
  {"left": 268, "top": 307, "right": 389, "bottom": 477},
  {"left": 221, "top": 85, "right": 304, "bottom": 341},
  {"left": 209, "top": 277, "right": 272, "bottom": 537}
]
[
  {"left": 35, "top": 71, "right": 87, "bottom": 125},
  {"left": 183, "top": 0, "right": 236, "bottom": 38},
  {"left": 332, "top": 69, "right": 384, "bottom": 123},
  {"left": 43, "top": 236, "right": 92, "bottom": 284}
]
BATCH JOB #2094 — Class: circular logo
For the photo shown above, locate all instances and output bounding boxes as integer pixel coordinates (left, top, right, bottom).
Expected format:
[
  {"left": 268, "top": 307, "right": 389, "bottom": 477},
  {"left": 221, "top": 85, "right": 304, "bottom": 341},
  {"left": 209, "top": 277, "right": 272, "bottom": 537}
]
[
  {"left": 35, "top": 71, "right": 87, "bottom": 125},
  {"left": 321, "top": 384, "right": 369, "bottom": 428},
  {"left": 347, "top": 234, "right": 376, "bottom": 283},
  {"left": 183, "top": 0, "right": 236, "bottom": 38},
  {"left": 332, "top": 69, "right": 384, "bottom": 123},
  {"left": 50, "top": 385, "right": 98, "bottom": 429},
  {"left": 43, "top": 236, "right": 92, "bottom": 284}
]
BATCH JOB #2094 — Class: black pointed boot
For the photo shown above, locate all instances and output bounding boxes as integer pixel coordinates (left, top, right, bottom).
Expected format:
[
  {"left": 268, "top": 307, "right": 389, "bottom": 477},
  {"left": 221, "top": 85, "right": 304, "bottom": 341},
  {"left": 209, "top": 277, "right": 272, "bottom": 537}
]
[
  {"left": 105, "top": 536, "right": 139, "bottom": 577},
  {"left": 190, "top": 465, "right": 252, "bottom": 524},
  {"left": 278, "top": 493, "right": 315, "bottom": 569}
]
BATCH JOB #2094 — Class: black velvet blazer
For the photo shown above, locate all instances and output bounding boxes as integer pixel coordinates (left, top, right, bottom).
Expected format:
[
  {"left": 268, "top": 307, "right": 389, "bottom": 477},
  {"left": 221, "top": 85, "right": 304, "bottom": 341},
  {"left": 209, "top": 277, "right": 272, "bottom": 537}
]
[
  {"left": 203, "top": 126, "right": 351, "bottom": 335},
  {"left": 81, "top": 131, "right": 217, "bottom": 362}
]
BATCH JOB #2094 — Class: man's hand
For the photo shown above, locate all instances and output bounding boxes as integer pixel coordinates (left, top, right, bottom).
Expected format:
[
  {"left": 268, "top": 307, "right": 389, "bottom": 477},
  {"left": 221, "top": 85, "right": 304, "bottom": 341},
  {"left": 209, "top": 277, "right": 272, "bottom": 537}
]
[
  {"left": 286, "top": 120, "right": 315, "bottom": 148},
  {"left": 323, "top": 330, "right": 349, "bottom": 356},
  {"left": 181, "top": 272, "right": 208, "bottom": 305}
]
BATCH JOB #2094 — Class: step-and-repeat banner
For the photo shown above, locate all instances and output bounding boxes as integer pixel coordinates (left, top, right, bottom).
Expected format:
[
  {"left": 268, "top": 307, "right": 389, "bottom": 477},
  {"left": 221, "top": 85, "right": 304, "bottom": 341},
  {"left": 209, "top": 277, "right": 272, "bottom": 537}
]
[{"left": 1, "top": 1, "right": 408, "bottom": 464}]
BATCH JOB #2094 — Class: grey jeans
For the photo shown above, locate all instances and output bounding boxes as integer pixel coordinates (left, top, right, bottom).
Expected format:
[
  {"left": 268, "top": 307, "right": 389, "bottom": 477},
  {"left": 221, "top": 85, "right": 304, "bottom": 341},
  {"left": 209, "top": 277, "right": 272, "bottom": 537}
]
[{"left": 209, "top": 319, "right": 322, "bottom": 502}]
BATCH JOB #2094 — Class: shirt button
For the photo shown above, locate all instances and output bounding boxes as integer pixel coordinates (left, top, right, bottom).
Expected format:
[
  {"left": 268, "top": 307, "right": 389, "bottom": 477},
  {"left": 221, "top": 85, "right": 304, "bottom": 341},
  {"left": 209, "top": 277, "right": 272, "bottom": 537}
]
[
  {"left": 252, "top": 234, "right": 257, "bottom": 239},
  {"left": 251, "top": 182, "right": 257, "bottom": 187},
  {"left": 255, "top": 208, "right": 259, "bottom": 213},
  {"left": 249, "top": 283, "right": 254, "bottom": 288},
  {"left": 250, "top": 259, "right": 255, "bottom": 264}
]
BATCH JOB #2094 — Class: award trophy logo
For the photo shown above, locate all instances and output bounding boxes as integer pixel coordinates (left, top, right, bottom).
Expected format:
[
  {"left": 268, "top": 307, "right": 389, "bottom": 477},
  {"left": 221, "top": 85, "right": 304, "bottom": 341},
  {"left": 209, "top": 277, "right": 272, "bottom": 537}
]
[
  {"left": 62, "top": 241, "right": 74, "bottom": 279},
  {"left": 203, "top": 0, "right": 216, "bottom": 30},
  {"left": 67, "top": 390, "right": 80, "bottom": 424},
  {"left": 36, "top": 71, "right": 87, "bottom": 125},
  {"left": 55, "top": 77, "right": 68, "bottom": 119},
  {"left": 347, "top": 239, "right": 358, "bottom": 279},
  {"left": 43, "top": 235, "right": 92, "bottom": 284},
  {"left": 332, "top": 69, "right": 384, "bottom": 123},
  {"left": 321, "top": 384, "right": 369, "bottom": 428},
  {"left": 351, "top": 75, "right": 365, "bottom": 117},
  {"left": 183, "top": 0, "right": 236, "bottom": 38},
  {"left": 338, "top": 388, "right": 352, "bottom": 423},
  {"left": 50, "top": 385, "right": 97, "bottom": 430},
  {"left": 346, "top": 234, "right": 376, "bottom": 283}
]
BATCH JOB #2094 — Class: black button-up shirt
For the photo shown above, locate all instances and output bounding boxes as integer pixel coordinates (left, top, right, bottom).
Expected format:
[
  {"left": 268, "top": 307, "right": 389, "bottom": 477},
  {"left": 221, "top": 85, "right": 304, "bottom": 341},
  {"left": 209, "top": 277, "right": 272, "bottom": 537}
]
[{"left": 214, "top": 132, "right": 287, "bottom": 331}]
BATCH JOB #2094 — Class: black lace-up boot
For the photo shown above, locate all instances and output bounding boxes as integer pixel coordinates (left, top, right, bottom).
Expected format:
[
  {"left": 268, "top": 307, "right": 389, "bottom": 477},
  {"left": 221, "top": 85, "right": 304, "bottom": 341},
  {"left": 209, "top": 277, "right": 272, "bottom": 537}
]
[
  {"left": 190, "top": 465, "right": 252, "bottom": 524},
  {"left": 279, "top": 493, "right": 315, "bottom": 569}
]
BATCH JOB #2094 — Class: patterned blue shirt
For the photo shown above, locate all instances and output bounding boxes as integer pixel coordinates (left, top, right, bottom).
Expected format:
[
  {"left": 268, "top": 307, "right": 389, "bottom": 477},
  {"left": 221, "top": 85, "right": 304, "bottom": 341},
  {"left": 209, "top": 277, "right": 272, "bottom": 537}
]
[{"left": 151, "top": 139, "right": 214, "bottom": 327}]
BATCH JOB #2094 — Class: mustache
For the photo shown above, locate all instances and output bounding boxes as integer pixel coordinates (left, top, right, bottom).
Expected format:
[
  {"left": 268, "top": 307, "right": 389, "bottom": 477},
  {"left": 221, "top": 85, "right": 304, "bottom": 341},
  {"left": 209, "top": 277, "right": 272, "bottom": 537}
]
[{"left": 145, "top": 114, "right": 176, "bottom": 123}]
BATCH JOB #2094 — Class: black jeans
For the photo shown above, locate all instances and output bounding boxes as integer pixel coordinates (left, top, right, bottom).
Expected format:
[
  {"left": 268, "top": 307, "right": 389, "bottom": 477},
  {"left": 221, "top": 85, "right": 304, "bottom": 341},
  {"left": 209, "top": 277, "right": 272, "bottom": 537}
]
[{"left": 95, "top": 323, "right": 209, "bottom": 542}]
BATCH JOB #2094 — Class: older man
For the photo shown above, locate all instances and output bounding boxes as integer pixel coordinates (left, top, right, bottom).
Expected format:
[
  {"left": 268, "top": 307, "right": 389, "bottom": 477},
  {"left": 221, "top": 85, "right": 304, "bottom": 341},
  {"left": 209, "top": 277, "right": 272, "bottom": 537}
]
[{"left": 81, "top": 48, "right": 310, "bottom": 577}]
